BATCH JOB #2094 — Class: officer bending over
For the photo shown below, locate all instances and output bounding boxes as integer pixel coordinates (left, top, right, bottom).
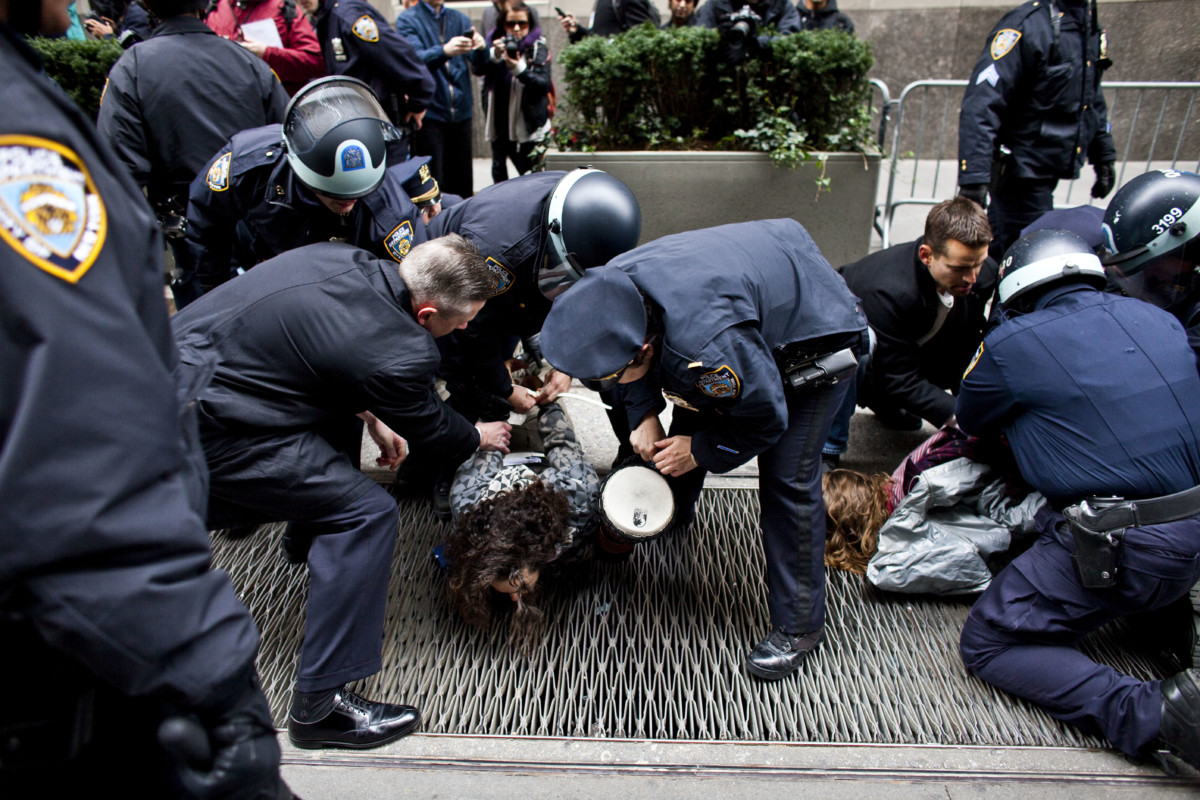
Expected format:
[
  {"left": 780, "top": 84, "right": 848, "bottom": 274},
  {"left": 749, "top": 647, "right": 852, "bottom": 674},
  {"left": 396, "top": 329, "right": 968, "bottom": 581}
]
[
  {"left": 540, "top": 220, "right": 868, "bottom": 680},
  {"left": 956, "top": 229, "right": 1200, "bottom": 773},
  {"left": 173, "top": 235, "right": 512, "bottom": 750},
  {"left": 1102, "top": 169, "right": 1200, "bottom": 364},
  {"left": 0, "top": 2, "right": 291, "bottom": 797},
  {"left": 181, "top": 76, "right": 428, "bottom": 305},
  {"left": 96, "top": 0, "right": 289, "bottom": 309}
]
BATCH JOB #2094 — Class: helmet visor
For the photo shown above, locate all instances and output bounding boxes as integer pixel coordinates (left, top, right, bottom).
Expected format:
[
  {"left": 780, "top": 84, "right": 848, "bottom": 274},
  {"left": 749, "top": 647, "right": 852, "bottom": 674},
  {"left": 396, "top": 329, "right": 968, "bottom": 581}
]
[
  {"left": 1107, "top": 252, "right": 1199, "bottom": 310},
  {"left": 285, "top": 79, "right": 392, "bottom": 154},
  {"left": 537, "top": 251, "right": 587, "bottom": 300}
]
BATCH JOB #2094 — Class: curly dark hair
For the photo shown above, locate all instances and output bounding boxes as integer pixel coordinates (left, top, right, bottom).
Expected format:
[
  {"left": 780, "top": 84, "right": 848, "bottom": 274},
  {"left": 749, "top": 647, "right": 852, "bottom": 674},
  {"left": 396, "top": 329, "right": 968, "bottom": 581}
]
[
  {"left": 822, "top": 468, "right": 892, "bottom": 574},
  {"left": 446, "top": 481, "right": 570, "bottom": 652}
]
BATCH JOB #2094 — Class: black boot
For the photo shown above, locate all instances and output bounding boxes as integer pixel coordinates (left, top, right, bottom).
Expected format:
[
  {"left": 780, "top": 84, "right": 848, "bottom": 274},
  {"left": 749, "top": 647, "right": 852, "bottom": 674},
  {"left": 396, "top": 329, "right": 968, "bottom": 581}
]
[
  {"left": 1159, "top": 669, "right": 1200, "bottom": 770},
  {"left": 288, "top": 685, "right": 420, "bottom": 750},
  {"left": 744, "top": 628, "right": 824, "bottom": 680}
]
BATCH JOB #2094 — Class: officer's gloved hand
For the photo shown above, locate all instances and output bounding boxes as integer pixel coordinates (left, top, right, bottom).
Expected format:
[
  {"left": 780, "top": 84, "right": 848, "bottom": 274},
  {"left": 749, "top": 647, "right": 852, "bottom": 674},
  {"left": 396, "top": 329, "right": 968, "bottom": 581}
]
[
  {"left": 959, "top": 184, "right": 988, "bottom": 208},
  {"left": 160, "top": 671, "right": 295, "bottom": 800},
  {"left": 1091, "top": 162, "right": 1117, "bottom": 199}
]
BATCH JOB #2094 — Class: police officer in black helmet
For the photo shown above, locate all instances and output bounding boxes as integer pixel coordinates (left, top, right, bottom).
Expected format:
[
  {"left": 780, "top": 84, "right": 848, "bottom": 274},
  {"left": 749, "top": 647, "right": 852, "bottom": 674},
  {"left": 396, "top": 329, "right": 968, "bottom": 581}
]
[
  {"left": 0, "top": 2, "right": 292, "bottom": 797},
  {"left": 181, "top": 76, "right": 430, "bottom": 305},
  {"left": 1102, "top": 169, "right": 1200, "bottom": 362},
  {"left": 409, "top": 168, "right": 642, "bottom": 516},
  {"left": 956, "top": 228, "right": 1200, "bottom": 774}
]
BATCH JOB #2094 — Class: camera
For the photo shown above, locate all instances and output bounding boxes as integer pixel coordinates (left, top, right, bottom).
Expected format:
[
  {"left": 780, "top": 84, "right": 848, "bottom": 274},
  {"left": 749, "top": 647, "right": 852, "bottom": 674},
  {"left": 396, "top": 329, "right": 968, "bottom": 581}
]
[
  {"left": 724, "top": 1, "right": 761, "bottom": 46},
  {"left": 503, "top": 33, "right": 522, "bottom": 60}
]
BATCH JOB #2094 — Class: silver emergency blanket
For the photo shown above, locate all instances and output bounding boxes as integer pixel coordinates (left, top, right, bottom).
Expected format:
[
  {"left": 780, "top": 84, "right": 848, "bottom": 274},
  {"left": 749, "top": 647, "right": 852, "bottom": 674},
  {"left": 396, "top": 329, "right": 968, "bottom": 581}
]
[{"left": 866, "top": 456, "right": 1046, "bottom": 595}]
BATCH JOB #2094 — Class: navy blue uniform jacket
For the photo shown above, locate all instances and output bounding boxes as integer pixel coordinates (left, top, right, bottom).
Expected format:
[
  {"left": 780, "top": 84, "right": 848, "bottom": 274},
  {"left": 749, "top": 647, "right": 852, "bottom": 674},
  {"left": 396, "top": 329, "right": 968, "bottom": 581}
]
[
  {"left": 0, "top": 25, "right": 258, "bottom": 706},
  {"left": 186, "top": 124, "right": 427, "bottom": 292},
  {"left": 610, "top": 219, "right": 866, "bottom": 474},
  {"left": 956, "top": 285, "right": 1200, "bottom": 503},
  {"left": 958, "top": 0, "right": 1115, "bottom": 185},
  {"left": 427, "top": 171, "right": 559, "bottom": 396},
  {"left": 97, "top": 16, "right": 288, "bottom": 209},
  {"left": 173, "top": 243, "right": 480, "bottom": 462},
  {"left": 312, "top": 0, "right": 435, "bottom": 121}
]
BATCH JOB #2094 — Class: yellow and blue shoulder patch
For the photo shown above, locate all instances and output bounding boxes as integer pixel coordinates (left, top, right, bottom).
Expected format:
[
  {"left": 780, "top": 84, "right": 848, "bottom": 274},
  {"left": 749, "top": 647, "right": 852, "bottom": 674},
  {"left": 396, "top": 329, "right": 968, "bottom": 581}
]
[
  {"left": 963, "top": 343, "right": 984, "bottom": 378},
  {"left": 0, "top": 135, "right": 107, "bottom": 284},
  {"left": 990, "top": 29, "right": 1021, "bottom": 60},
  {"left": 485, "top": 257, "right": 515, "bottom": 296},
  {"left": 384, "top": 220, "right": 414, "bottom": 261},
  {"left": 696, "top": 365, "right": 741, "bottom": 399},
  {"left": 352, "top": 15, "right": 380, "bottom": 42},
  {"left": 206, "top": 152, "right": 231, "bottom": 191}
]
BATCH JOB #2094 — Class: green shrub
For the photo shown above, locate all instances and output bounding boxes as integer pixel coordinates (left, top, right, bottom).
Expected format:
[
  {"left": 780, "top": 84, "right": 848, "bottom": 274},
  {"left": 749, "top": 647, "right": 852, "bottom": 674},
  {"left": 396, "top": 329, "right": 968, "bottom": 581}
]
[
  {"left": 554, "top": 24, "right": 875, "bottom": 167},
  {"left": 28, "top": 37, "right": 124, "bottom": 120}
]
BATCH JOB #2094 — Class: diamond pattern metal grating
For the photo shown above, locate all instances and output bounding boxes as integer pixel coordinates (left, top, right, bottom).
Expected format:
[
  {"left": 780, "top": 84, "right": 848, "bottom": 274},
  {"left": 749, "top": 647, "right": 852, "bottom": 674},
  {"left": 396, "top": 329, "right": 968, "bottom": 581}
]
[{"left": 210, "top": 488, "right": 1175, "bottom": 746}]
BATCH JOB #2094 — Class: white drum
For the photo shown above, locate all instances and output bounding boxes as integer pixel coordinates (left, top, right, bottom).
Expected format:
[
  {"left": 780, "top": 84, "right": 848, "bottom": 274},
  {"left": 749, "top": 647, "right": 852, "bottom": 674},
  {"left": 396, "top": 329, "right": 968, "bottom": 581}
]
[{"left": 598, "top": 464, "right": 675, "bottom": 542}]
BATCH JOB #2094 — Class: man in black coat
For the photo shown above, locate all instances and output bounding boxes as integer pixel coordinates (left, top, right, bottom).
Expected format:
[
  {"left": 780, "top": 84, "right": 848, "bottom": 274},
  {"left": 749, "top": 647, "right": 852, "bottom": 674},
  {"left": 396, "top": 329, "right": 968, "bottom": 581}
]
[
  {"left": 796, "top": 0, "right": 852, "bottom": 33},
  {"left": 558, "top": 0, "right": 660, "bottom": 41},
  {"left": 823, "top": 197, "right": 995, "bottom": 464},
  {"left": 957, "top": 0, "right": 1116, "bottom": 260},
  {"left": 173, "top": 235, "right": 512, "bottom": 750}
]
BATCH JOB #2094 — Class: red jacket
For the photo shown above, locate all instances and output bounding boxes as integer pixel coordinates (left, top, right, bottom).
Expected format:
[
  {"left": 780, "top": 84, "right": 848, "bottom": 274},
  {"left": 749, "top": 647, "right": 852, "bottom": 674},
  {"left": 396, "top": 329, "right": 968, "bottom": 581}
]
[{"left": 205, "top": 0, "right": 324, "bottom": 95}]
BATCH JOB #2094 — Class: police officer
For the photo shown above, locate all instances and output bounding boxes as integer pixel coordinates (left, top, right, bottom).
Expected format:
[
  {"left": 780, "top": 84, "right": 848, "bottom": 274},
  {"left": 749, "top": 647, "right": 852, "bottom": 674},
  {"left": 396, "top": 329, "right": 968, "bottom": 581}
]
[
  {"left": 96, "top": 0, "right": 289, "bottom": 308},
  {"left": 181, "top": 76, "right": 427, "bottom": 304},
  {"left": 540, "top": 220, "right": 868, "bottom": 680},
  {"left": 957, "top": 0, "right": 1116, "bottom": 260},
  {"left": 0, "top": 3, "right": 291, "bottom": 797},
  {"left": 1102, "top": 169, "right": 1200, "bottom": 362},
  {"left": 298, "top": 0, "right": 435, "bottom": 163},
  {"left": 955, "top": 229, "right": 1200, "bottom": 773},
  {"left": 173, "top": 236, "right": 512, "bottom": 749},
  {"left": 410, "top": 169, "right": 641, "bottom": 515}
]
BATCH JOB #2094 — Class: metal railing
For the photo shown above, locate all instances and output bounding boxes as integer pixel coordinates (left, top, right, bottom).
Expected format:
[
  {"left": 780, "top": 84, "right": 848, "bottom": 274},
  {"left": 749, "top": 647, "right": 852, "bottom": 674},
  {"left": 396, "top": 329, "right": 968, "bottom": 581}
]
[{"left": 873, "top": 79, "right": 1200, "bottom": 248}]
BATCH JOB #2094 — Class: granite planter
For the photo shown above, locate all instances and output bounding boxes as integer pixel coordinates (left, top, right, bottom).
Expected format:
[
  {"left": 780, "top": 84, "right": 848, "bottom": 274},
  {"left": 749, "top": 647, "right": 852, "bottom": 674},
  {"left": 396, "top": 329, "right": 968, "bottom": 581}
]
[{"left": 544, "top": 150, "right": 881, "bottom": 268}]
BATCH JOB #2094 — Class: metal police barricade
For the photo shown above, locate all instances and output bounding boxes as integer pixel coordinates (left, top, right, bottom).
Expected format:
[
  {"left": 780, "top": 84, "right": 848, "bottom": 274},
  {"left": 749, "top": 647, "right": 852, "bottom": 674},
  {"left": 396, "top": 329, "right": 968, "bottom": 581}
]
[{"left": 875, "top": 79, "right": 1200, "bottom": 249}]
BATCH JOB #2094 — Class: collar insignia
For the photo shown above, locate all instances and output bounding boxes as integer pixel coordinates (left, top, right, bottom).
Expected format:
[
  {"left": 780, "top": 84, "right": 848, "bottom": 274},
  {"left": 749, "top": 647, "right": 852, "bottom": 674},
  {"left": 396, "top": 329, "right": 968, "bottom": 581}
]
[
  {"left": 0, "top": 136, "right": 107, "bottom": 284},
  {"left": 206, "top": 152, "right": 231, "bottom": 191},
  {"left": 385, "top": 220, "right": 414, "bottom": 261},
  {"left": 352, "top": 15, "right": 380, "bottom": 42},
  {"left": 485, "top": 256, "right": 515, "bottom": 296},
  {"left": 696, "top": 365, "right": 741, "bottom": 399}
]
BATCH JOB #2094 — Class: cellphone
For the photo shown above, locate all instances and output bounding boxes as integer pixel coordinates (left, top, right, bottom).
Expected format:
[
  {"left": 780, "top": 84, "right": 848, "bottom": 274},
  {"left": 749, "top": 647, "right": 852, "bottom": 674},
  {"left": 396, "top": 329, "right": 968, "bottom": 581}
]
[{"left": 555, "top": 6, "right": 567, "bottom": 16}]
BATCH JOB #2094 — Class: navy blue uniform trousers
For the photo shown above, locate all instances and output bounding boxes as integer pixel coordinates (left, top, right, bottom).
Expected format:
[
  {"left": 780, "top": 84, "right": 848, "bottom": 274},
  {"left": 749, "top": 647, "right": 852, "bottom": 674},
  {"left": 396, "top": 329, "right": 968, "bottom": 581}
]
[
  {"left": 666, "top": 377, "right": 850, "bottom": 635},
  {"left": 961, "top": 507, "right": 1200, "bottom": 756}
]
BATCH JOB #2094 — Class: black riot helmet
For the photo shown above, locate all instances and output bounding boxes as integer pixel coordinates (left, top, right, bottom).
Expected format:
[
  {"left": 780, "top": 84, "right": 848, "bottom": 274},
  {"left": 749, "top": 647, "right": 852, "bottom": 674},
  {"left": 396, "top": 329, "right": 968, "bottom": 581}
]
[
  {"left": 537, "top": 168, "right": 642, "bottom": 300},
  {"left": 997, "top": 229, "right": 1107, "bottom": 313},
  {"left": 1102, "top": 169, "right": 1200, "bottom": 313},
  {"left": 283, "top": 77, "right": 396, "bottom": 200}
]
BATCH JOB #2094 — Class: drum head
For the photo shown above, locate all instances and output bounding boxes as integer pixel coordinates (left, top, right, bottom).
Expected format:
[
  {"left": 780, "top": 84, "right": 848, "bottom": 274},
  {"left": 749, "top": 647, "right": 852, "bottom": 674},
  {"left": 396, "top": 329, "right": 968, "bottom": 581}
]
[{"left": 599, "top": 465, "right": 675, "bottom": 542}]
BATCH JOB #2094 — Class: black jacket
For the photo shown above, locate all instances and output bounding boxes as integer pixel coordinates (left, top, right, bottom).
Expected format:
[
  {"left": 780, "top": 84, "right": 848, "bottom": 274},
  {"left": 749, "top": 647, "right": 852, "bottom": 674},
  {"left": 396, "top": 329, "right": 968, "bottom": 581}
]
[
  {"left": 958, "top": 0, "right": 1115, "bottom": 185},
  {"left": 96, "top": 16, "right": 288, "bottom": 210},
  {"left": 796, "top": 0, "right": 853, "bottom": 33},
  {"left": 569, "top": 0, "right": 661, "bottom": 41},
  {"left": 0, "top": 23, "right": 259, "bottom": 708},
  {"left": 839, "top": 238, "right": 997, "bottom": 425}
]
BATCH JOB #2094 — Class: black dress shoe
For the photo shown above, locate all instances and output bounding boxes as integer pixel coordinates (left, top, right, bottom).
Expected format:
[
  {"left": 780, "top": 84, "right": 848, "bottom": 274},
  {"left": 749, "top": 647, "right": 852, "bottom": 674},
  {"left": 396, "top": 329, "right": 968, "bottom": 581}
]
[
  {"left": 288, "top": 687, "right": 420, "bottom": 750},
  {"left": 1159, "top": 669, "right": 1200, "bottom": 769},
  {"left": 745, "top": 627, "right": 824, "bottom": 680}
]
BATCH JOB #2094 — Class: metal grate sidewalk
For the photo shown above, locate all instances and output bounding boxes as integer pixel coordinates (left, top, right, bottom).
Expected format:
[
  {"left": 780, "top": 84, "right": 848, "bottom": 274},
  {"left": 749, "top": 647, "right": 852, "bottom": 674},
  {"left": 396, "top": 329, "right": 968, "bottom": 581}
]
[{"left": 211, "top": 488, "right": 1174, "bottom": 747}]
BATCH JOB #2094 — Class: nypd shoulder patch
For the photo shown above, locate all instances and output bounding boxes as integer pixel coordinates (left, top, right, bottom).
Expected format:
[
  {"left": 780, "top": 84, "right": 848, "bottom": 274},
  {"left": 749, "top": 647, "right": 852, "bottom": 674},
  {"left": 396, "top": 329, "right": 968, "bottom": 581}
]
[
  {"left": 485, "top": 257, "right": 515, "bottom": 297},
  {"left": 385, "top": 220, "right": 414, "bottom": 261},
  {"left": 206, "top": 152, "right": 231, "bottom": 191},
  {"left": 696, "top": 365, "right": 741, "bottom": 399},
  {"left": 963, "top": 343, "right": 984, "bottom": 378},
  {"left": 990, "top": 29, "right": 1021, "bottom": 61},
  {"left": 352, "top": 15, "right": 380, "bottom": 42},
  {"left": 0, "top": 135, "right": 107, "bottom": 284}
]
